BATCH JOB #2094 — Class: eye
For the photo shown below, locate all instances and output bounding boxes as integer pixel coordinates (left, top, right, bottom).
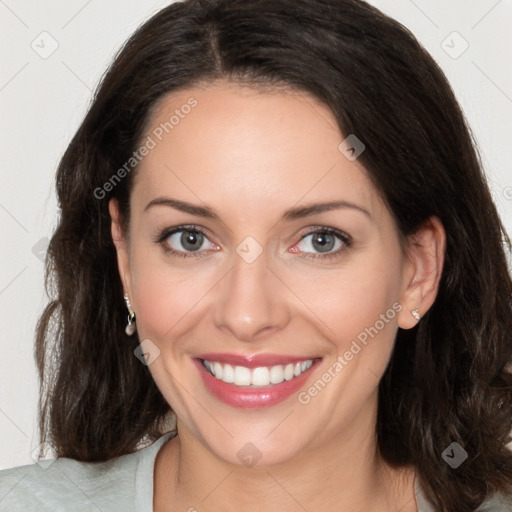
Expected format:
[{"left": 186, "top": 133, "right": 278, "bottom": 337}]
[
  {"left": 292, "top": 228, "right": 351, "bottom": 260},
  {"left": 154, "top": 225, "right": 350, "bottom": 260},
  {"left": 155, "top": 225, "right": 219, "bottom": 258}
]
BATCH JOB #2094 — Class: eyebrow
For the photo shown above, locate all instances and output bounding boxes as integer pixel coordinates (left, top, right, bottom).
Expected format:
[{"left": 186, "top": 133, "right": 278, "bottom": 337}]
[{"left": 144, "top": 197, "right": 372, "bottom": 220}]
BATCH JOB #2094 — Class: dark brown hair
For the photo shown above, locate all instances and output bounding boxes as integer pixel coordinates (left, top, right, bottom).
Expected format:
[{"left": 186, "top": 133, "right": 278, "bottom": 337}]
[{"left": 36, "top": 0, "right": 512, "bottom": 510}]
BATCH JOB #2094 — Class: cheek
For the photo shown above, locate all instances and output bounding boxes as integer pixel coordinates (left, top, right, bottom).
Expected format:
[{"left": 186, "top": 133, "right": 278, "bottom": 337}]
[
  {"left": 314, "top": 283, "right": 397, "bottom": 357},
  {"left": 286, "top": 251, "right": 403, "bottom": 358},
  {"left": 128, "top": 250, "right": 216, "bottom": 341},
  {"left": 289, "top": 252, "right": 400, "bottom": 332}
]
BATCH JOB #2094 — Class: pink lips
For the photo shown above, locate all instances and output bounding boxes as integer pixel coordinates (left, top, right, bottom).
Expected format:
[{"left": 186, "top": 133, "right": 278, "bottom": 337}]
[{"left": 194, "top": 353, "right": 321, "bottom": 409}]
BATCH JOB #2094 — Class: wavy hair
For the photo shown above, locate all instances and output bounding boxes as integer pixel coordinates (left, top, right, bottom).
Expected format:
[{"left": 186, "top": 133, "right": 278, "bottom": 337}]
[{"left": 36, "top": 0, "right": 512, "bottom": 510}]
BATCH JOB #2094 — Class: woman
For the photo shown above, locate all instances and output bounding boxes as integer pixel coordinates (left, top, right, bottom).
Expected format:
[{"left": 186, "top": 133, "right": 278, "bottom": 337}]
[{"left": 1, "top": 0, "right": 511, "bottom": 510}]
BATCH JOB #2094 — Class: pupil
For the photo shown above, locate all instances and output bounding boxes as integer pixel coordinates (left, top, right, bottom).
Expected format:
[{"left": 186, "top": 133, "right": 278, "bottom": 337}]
[
  {"left": 313, "top": 233, "right": 334, "bottom": 253},
  {"left": 181, "top": 231, "right": 203, "bottom": 251}
]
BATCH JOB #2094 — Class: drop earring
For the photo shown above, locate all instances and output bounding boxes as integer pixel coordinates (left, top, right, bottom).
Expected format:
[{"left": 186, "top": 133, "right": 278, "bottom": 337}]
[
  {"left": 123, "top": 293, "right": 136, "bottom": 335},
  {"left": 411, "top": 307, "right": 421, "bottom": 321}
]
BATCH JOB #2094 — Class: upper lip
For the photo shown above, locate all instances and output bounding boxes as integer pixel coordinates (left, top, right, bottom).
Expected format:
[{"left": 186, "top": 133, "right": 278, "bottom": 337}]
[{"left": 196, "top": 352, "right": 320, "bottom": 368}]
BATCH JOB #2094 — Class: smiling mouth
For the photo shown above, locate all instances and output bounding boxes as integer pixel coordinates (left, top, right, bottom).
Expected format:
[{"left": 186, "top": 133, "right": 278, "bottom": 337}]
[{"left": 201, "top": 358, "right": 315, "bottom": 387}]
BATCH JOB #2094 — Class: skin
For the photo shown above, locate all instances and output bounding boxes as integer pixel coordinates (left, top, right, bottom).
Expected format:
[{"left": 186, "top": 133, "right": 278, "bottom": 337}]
[{"left": 109, "top": 81, "right": 446, "bottom": 512}]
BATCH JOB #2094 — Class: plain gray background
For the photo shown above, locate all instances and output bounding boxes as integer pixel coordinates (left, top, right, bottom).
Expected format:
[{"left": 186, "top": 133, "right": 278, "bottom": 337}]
[{"left": 1, "top": 0, "right": 511, "bottom": 469}]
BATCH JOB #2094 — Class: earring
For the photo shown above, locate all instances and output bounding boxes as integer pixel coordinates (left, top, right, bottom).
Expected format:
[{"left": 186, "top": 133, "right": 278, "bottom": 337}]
[
  {"left": 411, "top": 307, "right": 421, "bottom": 321},
  {"left": 123, "top": 293, "right": 136, "bottom": 335}
]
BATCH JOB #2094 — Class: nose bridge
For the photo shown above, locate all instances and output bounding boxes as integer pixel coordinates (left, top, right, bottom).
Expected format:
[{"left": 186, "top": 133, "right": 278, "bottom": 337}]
[{"left": 213, "top": 246, "right": 289, "bottom": 341}]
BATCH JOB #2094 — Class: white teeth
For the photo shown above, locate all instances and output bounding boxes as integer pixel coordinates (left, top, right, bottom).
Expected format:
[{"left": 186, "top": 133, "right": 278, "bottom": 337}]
[
  {"left": 284, "top": 363, "right": 295, "bottom": 381},
  {"left": 234, "top": 365, "right": 252, "bottom": 386},
  {"left": 222, "top": 364, "right": 235, "bottom": 383},
  {"left": 269, "top": 365, "right": 284, "bottom": 384},
  {"left": 251, "top": 367, "right": 270, "bottom": 386},
  {"left": 213, "top": 362, "right": 223, "bottom": 379},
  {"left": 203, "top": 359, "right": 315, "bottom": 387}
]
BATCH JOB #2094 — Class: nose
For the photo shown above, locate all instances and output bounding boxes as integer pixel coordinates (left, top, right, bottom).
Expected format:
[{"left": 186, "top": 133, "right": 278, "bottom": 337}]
[{"left": 213, "top": 250, "right": 291, "bottom": 342}]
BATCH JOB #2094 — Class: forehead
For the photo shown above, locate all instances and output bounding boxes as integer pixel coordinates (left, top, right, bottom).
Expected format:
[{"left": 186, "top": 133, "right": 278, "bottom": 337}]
[{"left": 130, "top": 82, "right": 384, "bottom": 222}]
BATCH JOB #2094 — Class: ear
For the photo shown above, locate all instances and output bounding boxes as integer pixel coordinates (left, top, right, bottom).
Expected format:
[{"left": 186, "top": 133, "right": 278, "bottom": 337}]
[
  {"left": 109, "top": 198, "right": 133, "bottom": 304},
  {"left": 397, "top": 215, "right": 446, "bottom": 330}
]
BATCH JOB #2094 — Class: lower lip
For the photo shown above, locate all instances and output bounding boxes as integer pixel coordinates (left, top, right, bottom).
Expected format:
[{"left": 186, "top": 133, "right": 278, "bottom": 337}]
[{"left": 194, "top": 358, "right": 320, "bottom": 409}]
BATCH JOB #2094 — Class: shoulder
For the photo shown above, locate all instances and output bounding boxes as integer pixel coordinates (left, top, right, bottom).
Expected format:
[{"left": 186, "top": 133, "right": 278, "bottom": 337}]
[
  {"left": 415, "top": 476, "right": 512, "bottom": 512},
  {"left": 477, "top": 490, "right": 512, "bottom": 511},
  {"left": 1, "top": 457, "right": 135, "bottom": 512},
  {"left": 0, "top": 433, "right": 174, "bottom": 512}
]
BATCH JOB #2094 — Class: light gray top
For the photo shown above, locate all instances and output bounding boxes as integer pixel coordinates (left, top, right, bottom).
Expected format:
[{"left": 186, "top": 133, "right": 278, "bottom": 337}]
[{"left": 1, "top": 433, "right": 511, "bottom": 511}]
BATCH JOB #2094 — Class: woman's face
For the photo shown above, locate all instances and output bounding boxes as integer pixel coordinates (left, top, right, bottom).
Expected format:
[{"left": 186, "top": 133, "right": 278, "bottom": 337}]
[{"left": 110, "top": 81, "right": 434, "bottom": 466}]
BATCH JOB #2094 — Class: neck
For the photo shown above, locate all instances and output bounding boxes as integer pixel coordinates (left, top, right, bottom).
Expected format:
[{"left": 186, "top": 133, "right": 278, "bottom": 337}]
[{"left": 154, "top": 401, "right": 417, "bottom": 512}]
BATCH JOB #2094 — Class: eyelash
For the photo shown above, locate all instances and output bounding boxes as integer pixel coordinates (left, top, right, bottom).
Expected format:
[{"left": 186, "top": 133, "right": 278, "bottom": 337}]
[
  {"left": 154, "top": 224, "right": 352, "bottom": 261},
  {"left": 295, "top": 227, "right": 352, "bottom": 261}
]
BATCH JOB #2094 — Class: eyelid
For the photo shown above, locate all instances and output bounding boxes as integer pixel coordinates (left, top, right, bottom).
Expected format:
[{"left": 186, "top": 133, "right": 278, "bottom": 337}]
[
  {"left": 155, "top": 224, "right": 212, "bottom": 244},
  {"left": 290, "top": 226, "right": 352, "bottom": 261},
  {"left": 298, "top": 226, "right": 352, "bottom": 244},
  {"left": 155, "top": 224, "right": 219, "bottom": 257},
  {"left": 154, "top": 224, "right": 352, "bottom": 260}
]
